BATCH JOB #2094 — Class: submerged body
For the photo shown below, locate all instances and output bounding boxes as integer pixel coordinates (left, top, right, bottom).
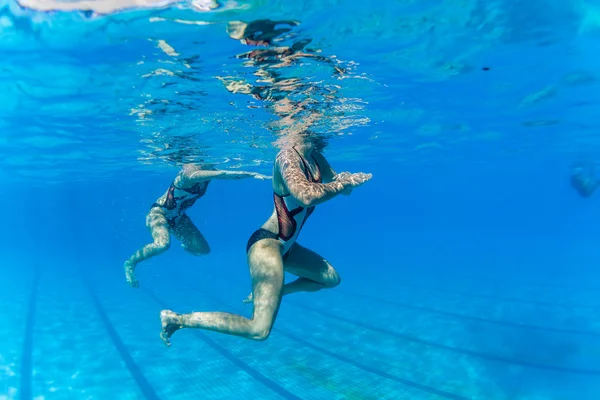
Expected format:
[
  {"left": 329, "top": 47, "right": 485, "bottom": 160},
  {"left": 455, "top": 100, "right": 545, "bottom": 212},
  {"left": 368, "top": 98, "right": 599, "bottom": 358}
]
[
  {"left": 159, "top": 142, "right": 371, "bottom": 343},
  {"left": 570, "top": 166, "right": 599, "bottom": 198},
  {"left": 124, "top": 164, "right": 268, "bottom": 288}
]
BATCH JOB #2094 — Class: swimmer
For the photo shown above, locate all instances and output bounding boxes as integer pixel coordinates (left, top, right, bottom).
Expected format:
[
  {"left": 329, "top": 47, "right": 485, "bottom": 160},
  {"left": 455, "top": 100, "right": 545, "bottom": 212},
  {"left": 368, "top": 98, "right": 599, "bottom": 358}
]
[
  {"left": 571, "top": 164, "right": 599, "bottom": 198},
  {"left": 124, "top": 164, "right": 269, "bottom": 288},
  {"left": 228, "top": 19, "right": 345, "bottom": 74},
  {"left": 160, "top": 136, "right": 372, "bottom": 343},
  {"left": 227, "top": 19, "right": 300, "bottom": 46}
]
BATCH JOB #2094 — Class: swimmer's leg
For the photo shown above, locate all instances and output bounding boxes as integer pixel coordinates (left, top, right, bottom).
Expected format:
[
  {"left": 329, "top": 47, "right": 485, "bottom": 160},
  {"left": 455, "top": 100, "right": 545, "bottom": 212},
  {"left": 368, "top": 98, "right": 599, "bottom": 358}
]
[
  {"left": 124, "top": 210, "right": 171, "bottom": 288},
  {"left": 282, "top": 242, "right": 341, "bottom": 293},
  {"left": 160, "top": 239, "right": 284, "bottom": 345},
  {"left": 243, "top": 242, "right": 340, "bottom": 303},
  {"left": 172, "top": 213, "right": 210, "bottom": 256}
]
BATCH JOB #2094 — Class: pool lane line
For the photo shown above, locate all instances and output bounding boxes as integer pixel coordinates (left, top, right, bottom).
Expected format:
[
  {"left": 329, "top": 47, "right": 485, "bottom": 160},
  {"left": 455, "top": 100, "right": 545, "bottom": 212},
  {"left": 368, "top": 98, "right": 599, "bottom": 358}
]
[
  {"left": 339, "top": 289, "right": 600, "bottom": 337},
  {"left": 168, "top": 272, "right": 600, "bottom": 376},
  {"left": 423, "top": 271, "right": 600, "bottom": 293},
  {"left": 142, "top": 289, "right": 303, "bottom": 400},
  {"left": 175, "top": 269, "right": 600, "bottom": 340},
  {"left": 281, "top": 330, "right": 470, "bottom": 400},
  {"left": 20, "top": 265, "right": 40, "bottom": 400},
  {"left": 357, "top": 280, "right": 600, "bottom": 310},
  {"left": 289, "top": 301, "right": 600, "bottom": 376},
  {"left": 83, "top": 277, "right": 161, "bottom": 400},
  {"left": 149, "top": 281, "right": 470, "bottom": 400}
]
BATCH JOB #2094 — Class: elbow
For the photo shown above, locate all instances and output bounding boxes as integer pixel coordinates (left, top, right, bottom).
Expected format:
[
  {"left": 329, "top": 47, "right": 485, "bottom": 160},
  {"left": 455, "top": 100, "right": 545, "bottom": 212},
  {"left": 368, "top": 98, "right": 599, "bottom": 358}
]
[
  {"left": 291, "top": 183, "right": 331, "bottom": 208},
  {"left": 297, "top": 194, "right": 318, "bottom": 208}
]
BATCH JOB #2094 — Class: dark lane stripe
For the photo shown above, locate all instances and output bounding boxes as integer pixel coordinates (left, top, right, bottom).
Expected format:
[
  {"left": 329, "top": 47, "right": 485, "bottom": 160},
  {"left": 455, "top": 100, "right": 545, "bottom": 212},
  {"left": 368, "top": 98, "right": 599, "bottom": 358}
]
[
  {"left": 282, "top": 330, "right": 469, "bottom": 400},
  {"left": 364, "top": 281, "right": 600, "bottom": 309},
  {"left": 84, "top": 279, "right": 160, "bottom": 400},
  {"left": 143, "top": 289, "right": 301, "bottom": 400},
  {"left": 290, "top": 301, "right": 600, "bottom": 376},
  {"left": 343, "top": 290, "right": 600, "bottom": 337},
  {"left": 172, "top": 271, "right": 600, "bottom": 375},
  {"left": 164, "top": 279, "right": 469, "bottom": 400},
  {"left": 439, "top": 272, "right": 600, "bottom": 293},
  {"left": 20, "top": 266, "right": 40, "bottom": 400}
]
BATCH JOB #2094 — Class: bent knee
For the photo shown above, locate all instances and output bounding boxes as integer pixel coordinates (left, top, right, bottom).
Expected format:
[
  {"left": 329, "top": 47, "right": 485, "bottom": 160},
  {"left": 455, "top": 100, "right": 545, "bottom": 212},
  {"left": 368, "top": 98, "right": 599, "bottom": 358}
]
[
  {"left": 181, "top": 242, "right": 210, "bottom": 256},
  {"left": 324, "top": 270, "right": 341, "bottom": 288},
  {"left": 249, "top": 325, "right": 272, "bottom": 341},
  {"left": 184, "top": 244, "right": 210, "bottom": 256},
  {"left": 153, "top": 238, "right": 171, "bottom": 252},
  {"left": 200, "top": 243, "right": 211, "bottom": 255},
  {"left": 248, "top": 315, "right": 276, "bottom": 341}
]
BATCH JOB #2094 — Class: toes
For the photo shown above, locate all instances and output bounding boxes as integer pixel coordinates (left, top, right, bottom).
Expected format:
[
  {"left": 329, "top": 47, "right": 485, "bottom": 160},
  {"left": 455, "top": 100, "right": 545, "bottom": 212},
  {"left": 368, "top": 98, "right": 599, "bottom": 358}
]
[
  {"left": 159, "top": 311, "right": 180, "bottom": 347},
  {"left": 127, "top": 279, "right": 139, "bottom": 288},
  {"left": 159, "top": 318, "right": 172, "bottom": 346},
  {"left": 160, "top": 332, "right": 171, "bottom": 347}
]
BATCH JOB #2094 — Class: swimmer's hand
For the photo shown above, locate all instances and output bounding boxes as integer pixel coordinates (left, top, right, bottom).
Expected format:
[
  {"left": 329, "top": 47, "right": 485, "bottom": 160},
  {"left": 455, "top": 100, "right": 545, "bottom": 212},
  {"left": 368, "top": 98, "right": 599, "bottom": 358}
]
[
  {"left": 335, "top": 172, "right": 372, "bottom": 195},
  {"left": 334, "top": 172, "right": 351, "bottom": 181},
  {"left": 251, "top": 172, "right": 271, "bottom": 180},
  {"left": 227, "top": 171, "right": 270, "bottom": 180}
]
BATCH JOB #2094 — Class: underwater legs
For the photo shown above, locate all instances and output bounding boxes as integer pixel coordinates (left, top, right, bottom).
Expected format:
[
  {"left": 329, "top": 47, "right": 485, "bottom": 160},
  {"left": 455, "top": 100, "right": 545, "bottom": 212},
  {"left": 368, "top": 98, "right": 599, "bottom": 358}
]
[
  {"left": 243, "top": 242, "right": 340, "bottom": 303},
  {"left": 160, "top": 239, "right": 284, "bottom": 344},
  {"left": 124, "top": 210, "right": 171, "bottom": 288}
]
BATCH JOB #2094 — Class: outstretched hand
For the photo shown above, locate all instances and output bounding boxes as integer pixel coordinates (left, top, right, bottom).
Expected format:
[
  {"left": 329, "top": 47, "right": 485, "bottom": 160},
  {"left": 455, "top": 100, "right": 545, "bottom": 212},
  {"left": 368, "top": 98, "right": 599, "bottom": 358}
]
[
  {"left": 252, "top": 172, "right": 272, "bottom": 181},
  {"left": 334, "top": 172, "right": 352, "bottom": 181},
  {"left": 347, "top": 172, "right": 372, "bottom": 187},
  {"left": 335, "top": 171, "right": 372, "bottom": 195}
]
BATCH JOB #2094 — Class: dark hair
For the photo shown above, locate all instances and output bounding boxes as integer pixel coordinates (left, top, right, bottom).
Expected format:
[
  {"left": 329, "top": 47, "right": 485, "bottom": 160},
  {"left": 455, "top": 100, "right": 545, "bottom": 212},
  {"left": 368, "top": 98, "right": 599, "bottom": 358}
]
[{"left": 300, "top": 131, "right": 329, "bottom": 152}]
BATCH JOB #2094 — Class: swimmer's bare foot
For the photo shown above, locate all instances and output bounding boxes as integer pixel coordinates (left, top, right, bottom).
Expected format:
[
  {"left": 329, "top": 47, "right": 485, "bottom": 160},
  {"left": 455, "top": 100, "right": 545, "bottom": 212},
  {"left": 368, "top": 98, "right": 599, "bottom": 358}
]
[
  {"left": 124, "top": 261, "right": 139, "bottom": 288},
  {"left": 160, "top": 310, "right": 183, "bottom": 347},
  {"left": 242, "top": 293, "right": 253, "bottom": 304}
]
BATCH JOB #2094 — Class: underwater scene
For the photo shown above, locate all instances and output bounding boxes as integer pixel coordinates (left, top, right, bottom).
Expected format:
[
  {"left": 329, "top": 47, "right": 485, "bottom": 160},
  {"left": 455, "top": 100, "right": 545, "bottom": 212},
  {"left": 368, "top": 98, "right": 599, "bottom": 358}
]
[{"left": 1, "top": 0, "right": 600, "bottom": 399}]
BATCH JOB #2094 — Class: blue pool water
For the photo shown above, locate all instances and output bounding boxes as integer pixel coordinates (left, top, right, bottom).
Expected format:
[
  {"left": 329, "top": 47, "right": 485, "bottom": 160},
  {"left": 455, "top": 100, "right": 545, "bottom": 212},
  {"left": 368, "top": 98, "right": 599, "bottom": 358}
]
[{"left": 1, "top": 0, "right": 600, "bottom": 398}]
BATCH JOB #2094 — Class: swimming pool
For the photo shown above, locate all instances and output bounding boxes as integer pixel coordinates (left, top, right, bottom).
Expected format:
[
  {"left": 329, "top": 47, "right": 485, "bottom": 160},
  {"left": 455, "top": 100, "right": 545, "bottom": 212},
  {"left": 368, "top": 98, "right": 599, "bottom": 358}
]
[{"left": 1, "top": 0, "right": 599, "bottom": 399}]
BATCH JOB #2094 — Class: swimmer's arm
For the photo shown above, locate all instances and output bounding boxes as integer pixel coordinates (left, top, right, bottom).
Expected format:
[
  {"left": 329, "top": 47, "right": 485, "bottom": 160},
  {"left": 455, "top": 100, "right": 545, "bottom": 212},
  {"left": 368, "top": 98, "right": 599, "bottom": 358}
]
[
  {"left": 185, "top": 169, "right": 270, "bottom": 182},
  {"left": 312, "top": 152, "right": 356, "bottom": 195},
  {"left": 311, "top": 151, "right": 336, "bottom": 183},
  {"left": 279, "top": 150, "right": 347, "bottom": 208}
]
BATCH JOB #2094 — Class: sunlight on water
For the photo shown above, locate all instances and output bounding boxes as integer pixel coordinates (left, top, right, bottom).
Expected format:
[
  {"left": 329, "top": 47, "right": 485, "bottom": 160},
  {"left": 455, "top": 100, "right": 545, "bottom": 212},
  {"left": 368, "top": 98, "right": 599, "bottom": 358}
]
[{"left": 0, "top": 0, "right": 598, "bottom": 183}]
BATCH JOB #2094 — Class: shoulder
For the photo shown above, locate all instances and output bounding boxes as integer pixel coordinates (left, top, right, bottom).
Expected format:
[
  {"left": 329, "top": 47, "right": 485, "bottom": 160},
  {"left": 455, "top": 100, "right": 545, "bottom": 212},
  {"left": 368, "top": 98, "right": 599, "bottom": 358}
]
[
  {"left": 178, "top": 167, "right": 206, "bottom": 186},
  {"left": 276, "top": 148, "right": 302, "bottom": 170},
  {"left": 172, "top": 170, "right": 187, "bottom": 186}
]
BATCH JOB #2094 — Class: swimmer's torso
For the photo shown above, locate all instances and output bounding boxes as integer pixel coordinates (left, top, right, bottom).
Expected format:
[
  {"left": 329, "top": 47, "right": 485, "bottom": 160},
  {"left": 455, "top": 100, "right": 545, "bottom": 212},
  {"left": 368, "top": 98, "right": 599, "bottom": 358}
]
[
  {"left": 153, "top": 173, "right": 210, "bottom": 219},
  {"left": 264, "top": 147, "right": 322, "bottom": 254}
]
